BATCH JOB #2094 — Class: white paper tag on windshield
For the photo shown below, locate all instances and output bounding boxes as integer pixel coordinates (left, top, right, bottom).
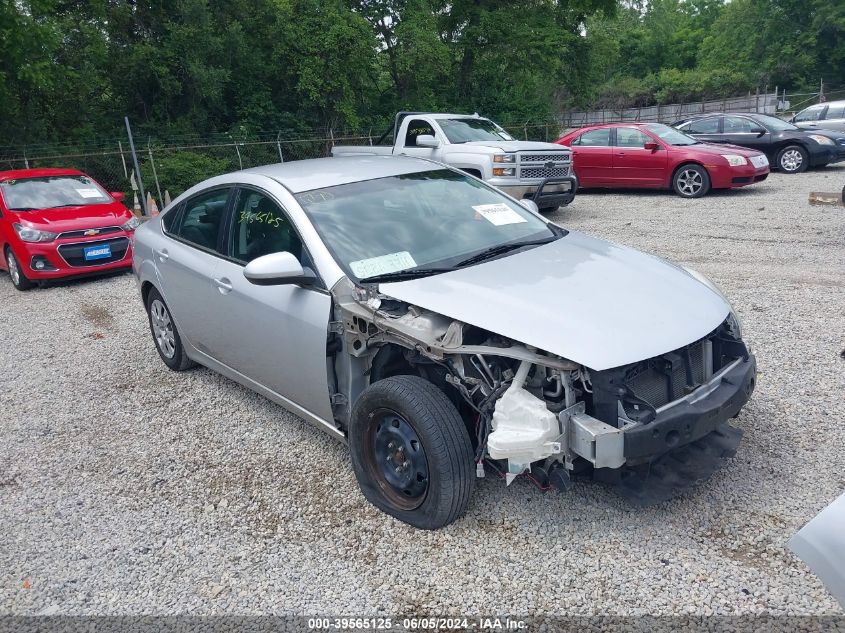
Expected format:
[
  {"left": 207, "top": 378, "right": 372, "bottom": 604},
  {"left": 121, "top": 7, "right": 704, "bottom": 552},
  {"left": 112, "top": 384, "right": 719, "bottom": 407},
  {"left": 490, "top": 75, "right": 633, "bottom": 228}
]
[
  {"left": 76, "top": 188, "right": 102, "bottom": 198},
  {"left": 350, "top": 251, "right": 417, "bottom": 279},
  {"left": 472, "top": 203, "right": 527, "bottom": 226}
]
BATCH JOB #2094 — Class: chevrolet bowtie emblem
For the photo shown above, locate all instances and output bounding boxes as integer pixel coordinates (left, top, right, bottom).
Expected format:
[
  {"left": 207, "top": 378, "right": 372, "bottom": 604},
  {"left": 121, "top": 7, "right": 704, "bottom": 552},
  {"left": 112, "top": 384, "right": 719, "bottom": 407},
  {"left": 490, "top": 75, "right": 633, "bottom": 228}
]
[
  {"left": 84, "top": 229, "right": 100, "bottom": 236},
  {"left": 545, "top": 161, "right": 556, "bottom": 169}
]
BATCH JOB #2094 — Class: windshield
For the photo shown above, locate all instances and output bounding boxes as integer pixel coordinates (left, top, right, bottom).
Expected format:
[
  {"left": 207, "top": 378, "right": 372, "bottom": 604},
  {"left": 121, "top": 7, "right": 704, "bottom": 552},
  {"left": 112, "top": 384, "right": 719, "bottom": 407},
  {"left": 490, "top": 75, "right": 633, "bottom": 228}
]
[
  {"left": 439, "top": 118, "right": 514, "bottom": 143},
  {"left": 296, "top": 169, "right": 556, "bottom": 281},
  {"left": 645, "top": 123, "right": 698, "bottom": 146},
  {"left": 0, "top": 175, "right": 112, "bottom": 211},
  {"left": 753, "top": 114, "right": 798, "bottom": 132}
]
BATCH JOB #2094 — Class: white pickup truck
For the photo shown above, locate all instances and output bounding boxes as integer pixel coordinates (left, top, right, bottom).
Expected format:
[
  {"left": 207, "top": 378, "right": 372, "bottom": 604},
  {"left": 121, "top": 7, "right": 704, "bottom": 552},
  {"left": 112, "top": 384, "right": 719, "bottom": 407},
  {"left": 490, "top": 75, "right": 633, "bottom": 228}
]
[{"left": 331, "top": 112, "right": 576, "bottom": 211}]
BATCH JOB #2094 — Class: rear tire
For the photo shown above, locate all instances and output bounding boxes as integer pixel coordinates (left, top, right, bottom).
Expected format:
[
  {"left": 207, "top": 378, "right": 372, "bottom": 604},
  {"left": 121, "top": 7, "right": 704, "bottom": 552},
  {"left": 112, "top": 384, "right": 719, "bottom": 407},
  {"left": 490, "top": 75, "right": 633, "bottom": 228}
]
[
  {"left": 5, "top": 247, "right": 34, "bottom": 291},
  {"left": 349, "top": 375, "right": 474, "bottom": 529},
  {"left": 672, "top": 164, "right": 710, "bottom": 198},
  {"left": 539, "top": 206, "right": 559, "bottom": 213},
  {"left": 145, "top": 287, "right": 195, "bottom": 371},
  {"left": 776, "top": 145, "right": 809, "bottom": 173}
]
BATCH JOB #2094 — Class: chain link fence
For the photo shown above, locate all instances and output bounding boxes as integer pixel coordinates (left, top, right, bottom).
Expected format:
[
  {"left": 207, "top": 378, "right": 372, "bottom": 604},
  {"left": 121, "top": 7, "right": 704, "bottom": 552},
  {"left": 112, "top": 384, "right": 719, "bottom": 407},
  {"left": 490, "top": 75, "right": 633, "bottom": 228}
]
[{"left": 0, "top": 123, "right": 563, "bottom": 211}]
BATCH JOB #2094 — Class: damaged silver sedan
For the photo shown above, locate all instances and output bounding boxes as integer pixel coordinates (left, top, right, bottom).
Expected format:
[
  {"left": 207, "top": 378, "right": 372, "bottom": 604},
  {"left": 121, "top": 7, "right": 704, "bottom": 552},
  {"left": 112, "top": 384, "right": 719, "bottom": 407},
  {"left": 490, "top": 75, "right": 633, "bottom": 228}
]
[{"left": 132, "top": 155, "right": 757, "bottom": 529}]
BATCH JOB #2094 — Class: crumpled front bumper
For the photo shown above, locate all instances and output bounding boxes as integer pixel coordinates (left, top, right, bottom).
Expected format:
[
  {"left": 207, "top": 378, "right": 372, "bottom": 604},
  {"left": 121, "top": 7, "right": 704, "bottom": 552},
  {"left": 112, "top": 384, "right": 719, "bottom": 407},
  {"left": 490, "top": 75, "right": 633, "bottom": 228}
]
[{"left": 623, "top": 353, "right": 757, "bottom": 465}]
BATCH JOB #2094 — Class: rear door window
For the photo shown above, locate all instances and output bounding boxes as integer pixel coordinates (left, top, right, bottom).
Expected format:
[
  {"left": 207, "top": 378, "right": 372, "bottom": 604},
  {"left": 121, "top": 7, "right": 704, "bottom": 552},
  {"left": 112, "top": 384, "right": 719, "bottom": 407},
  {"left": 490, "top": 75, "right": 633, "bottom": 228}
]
[
  {"left": 824, "top": 104, "right": 845, "bottom": 120},
  {"left": 174, "top": 188, "right": 230, "bottom": 253},
  {"left": 572, "top": 129, "right": 611, "bottom": 146},
  {"left": 683, "top": 118, "right": 720, "bottom": 134}
]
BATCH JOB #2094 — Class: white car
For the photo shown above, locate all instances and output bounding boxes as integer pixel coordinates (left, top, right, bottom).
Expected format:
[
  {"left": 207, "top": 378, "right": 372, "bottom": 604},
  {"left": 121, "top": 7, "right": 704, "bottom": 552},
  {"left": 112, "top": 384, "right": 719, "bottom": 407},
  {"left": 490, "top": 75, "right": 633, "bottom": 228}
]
[{"left": 133, "top": 155, "right": 756, "bottom": 529}]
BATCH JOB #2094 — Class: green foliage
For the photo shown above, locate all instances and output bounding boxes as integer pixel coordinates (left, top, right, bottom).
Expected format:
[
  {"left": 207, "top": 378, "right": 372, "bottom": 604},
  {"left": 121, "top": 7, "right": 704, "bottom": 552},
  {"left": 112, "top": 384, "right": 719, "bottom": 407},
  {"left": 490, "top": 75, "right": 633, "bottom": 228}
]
[
  {"left": 141, "top": 151, "right": 231, "bottom": 197},
  {"left": 1, "top": 0, "right": 843, "bottom": 148}
]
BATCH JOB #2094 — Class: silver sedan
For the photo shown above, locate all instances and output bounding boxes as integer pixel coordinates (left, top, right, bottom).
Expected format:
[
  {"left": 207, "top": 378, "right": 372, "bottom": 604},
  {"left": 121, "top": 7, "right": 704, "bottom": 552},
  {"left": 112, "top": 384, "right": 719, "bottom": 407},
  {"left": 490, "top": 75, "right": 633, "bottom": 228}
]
[{"left": 133, "top": 156, "right": 756, "bottom": 529}]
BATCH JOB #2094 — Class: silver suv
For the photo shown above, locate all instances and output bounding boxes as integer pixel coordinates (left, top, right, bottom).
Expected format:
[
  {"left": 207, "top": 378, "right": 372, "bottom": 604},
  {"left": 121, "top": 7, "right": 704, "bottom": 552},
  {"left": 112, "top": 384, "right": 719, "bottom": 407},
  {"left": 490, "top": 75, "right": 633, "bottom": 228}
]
[{"left": 791, "top": 100, "right": 845, "bottom": 133}]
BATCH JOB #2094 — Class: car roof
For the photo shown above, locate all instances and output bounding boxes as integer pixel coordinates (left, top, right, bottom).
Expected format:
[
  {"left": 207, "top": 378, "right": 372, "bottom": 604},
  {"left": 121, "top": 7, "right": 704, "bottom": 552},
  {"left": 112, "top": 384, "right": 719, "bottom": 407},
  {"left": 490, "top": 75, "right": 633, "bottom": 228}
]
[
  {"left": 0, "top": 167, "right": 85, "bottom": 182},
  {"left": 242, "top": 155, "right": 445, "bottom": 193}
]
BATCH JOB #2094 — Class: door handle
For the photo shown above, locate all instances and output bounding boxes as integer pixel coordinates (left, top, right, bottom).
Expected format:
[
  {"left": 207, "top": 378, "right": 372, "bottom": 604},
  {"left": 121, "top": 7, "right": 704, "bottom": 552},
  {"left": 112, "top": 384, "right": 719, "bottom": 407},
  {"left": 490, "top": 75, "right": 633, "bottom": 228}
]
[
  {"left": 154, "top": 248, "right": 169, "bottom": 262},
  {"left": 213, "top": 277, "right": 233, "bottom": 293}
]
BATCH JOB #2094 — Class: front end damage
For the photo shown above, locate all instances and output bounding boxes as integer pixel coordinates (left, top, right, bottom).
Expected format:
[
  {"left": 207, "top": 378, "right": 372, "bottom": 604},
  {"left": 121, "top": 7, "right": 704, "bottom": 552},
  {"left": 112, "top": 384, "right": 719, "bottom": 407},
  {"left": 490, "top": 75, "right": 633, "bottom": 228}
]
[{"left": 329, "top": 277, "right": 756, "bottom": 503}]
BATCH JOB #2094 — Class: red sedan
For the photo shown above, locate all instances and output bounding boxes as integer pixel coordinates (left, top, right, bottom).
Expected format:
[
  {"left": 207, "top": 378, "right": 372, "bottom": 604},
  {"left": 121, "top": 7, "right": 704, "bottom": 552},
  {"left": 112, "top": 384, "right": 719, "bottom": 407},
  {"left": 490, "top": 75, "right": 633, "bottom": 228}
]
[
  {"left": 0, "top": 168, "right": 140, "bottom": 290},
  {"left": 555, "top": 123, "right": 770, "bottom": 198}
]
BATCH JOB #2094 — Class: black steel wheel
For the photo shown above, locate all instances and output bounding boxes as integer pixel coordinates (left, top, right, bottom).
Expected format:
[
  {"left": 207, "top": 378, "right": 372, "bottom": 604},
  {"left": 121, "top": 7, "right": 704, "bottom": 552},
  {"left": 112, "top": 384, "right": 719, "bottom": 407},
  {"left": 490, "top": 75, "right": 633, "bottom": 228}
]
[
  {"left": 366, "top": 409, "right": 430, "bottom": 510},
  {"left": 349, "top": 375, "right": 474, "bottom": 529}
]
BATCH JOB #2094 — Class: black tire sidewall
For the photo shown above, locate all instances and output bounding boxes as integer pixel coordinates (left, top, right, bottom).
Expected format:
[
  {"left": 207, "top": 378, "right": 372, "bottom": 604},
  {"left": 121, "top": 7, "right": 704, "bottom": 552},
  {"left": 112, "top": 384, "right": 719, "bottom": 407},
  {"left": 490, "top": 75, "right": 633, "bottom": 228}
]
[
  {"left": 673, "top": 164, "right": 710, "bottom": 198},
  {"left": 145, "top": 287, "right": 190, "bottom": 371},
  {"left": 777, "top": 145, "right": 809, "bottom": 173},
  {"left": 5, "top": 247, "right": 34, "bottom": 291},
  {"left": 349, "top": 376, "right": 473, "bottom": 530}
]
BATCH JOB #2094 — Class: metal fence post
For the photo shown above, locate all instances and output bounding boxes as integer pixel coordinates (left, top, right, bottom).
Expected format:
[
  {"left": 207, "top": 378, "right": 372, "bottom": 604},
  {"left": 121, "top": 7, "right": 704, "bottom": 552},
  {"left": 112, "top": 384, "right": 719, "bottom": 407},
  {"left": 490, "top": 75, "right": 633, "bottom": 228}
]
[
  {"left": 118, "top": 141, "right": 128, "bottom": 179},
  {"left": 276, "top": 132, "right": 284, "bottom": 163},
  {"left": 124, "top": 116, "right": 148, "bottom": 216},
  {"left": 147, "top": 143, "right": 163, "bottom": 205}
]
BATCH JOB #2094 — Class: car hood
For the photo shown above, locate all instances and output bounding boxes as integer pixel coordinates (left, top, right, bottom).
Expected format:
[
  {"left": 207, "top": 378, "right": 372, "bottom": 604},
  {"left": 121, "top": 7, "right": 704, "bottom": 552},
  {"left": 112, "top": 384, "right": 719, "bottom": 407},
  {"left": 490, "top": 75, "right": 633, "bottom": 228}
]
[
  {"left": 458, "top": 140, "right": 571, "bottom": 153},
  {"left": 379, "top": 231, "right": 730, "bottom": 370},
  {"left": 13, "top": 203, "right": 132, "bottom": 233},
  {"left": 683, "top": 142, "right": 763, "bottom": 157}
]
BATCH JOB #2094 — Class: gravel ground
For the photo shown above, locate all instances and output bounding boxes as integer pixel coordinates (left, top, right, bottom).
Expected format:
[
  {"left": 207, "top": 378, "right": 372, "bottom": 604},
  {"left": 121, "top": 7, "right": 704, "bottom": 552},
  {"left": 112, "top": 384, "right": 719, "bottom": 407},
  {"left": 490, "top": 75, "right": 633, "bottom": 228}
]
[{"left": 1, "top": 166, "right": 844, "bottom": 617}]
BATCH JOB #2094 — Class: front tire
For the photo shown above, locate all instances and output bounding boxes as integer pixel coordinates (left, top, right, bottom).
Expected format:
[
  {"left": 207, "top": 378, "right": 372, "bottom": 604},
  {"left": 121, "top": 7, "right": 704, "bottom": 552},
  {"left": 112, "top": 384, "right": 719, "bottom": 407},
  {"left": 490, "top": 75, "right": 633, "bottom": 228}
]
[
  {"left": 145, "top": 288, "right": 195, "bottom": 371},
  {"left": 349, "top": 376, "right": 474, "bottom": 529},
  {"left": 777, "top": 145, "right": 809, "bottom": 173},
  {"left": 672, "top": 164, "right": 710, "bottom": 198},
  {"left": 5, "top": 248, "right": 34, "bottom": 291}
]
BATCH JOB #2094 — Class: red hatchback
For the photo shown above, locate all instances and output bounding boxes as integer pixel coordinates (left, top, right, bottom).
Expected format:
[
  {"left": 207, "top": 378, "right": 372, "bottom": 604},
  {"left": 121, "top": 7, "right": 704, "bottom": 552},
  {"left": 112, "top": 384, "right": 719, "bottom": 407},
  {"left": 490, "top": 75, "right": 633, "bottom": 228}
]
[
  {"left": 555, "top": 123, "right": 770, "bottom": 198},
  {"left": 0, "top": 168, "right": 140, "bottom": 290}
]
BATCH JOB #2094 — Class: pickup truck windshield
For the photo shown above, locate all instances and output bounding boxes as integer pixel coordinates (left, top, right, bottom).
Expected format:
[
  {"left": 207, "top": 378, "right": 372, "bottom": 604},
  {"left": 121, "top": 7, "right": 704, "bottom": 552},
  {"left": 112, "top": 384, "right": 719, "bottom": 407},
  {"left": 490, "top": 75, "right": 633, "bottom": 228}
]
[
  {"left": 296, "top": 169, "right": 556, "bottom": 282},
  {"left": 439, "top": 119, "right": 514, "bottom": 144},
  {"left": 0, "top": 175, "right": 112, "bottom": 210}
]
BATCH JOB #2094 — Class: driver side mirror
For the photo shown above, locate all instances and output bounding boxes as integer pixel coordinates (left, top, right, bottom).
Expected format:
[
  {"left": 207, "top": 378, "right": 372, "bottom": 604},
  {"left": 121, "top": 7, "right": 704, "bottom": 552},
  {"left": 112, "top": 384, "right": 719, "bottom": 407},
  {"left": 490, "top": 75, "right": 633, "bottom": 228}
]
[
  {"left": 643, "top": 142, "right": 660, "bottom": 151},
  {"left": 243, "top": 251, "right": 316, "bottom": 287},
  {"left": 111, "top": 191, "right": 125, "bottom": 202},
  {"left": 750, "top": 127, "right": 766, "bottom": 136},
  {"left": 416, "top": 134, "right": 441, "bottom": 149}
]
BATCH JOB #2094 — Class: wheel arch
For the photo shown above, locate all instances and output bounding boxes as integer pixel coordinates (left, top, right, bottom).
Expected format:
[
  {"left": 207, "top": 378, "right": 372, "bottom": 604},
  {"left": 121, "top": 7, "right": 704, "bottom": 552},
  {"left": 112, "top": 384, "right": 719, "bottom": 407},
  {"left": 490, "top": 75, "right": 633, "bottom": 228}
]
[{"left": 668, "top": 160, "right": 707, "bottom": 188}]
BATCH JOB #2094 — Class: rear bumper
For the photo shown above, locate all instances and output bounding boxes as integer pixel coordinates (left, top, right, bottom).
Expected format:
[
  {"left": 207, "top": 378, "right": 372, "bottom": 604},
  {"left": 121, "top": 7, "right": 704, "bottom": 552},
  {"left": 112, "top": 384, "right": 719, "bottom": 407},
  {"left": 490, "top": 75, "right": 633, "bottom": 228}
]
[{"left": 623, "top": 353, "right": 756, "bottom": 464}]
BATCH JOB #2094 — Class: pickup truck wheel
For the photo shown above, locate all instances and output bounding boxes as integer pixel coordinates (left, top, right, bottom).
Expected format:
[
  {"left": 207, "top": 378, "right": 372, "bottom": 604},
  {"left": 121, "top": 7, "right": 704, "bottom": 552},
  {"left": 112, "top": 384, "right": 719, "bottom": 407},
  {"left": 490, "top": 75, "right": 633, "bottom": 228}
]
[
  {"left": 145, "top": 288, "right": 196, "bottom": 371},
  {"left": 349, "top": 375, "right": 474, "bottom": 529},
  {"left": 776, "top": 145, "right": 809, "bottom": 173}
]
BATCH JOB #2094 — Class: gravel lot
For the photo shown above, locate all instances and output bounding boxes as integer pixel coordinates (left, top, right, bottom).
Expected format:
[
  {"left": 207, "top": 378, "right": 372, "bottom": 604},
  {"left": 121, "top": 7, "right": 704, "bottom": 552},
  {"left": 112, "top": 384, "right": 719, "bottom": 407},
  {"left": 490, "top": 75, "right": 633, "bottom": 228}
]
[{"left": 1, "top": 165, "right": 844, "bottom": 617}]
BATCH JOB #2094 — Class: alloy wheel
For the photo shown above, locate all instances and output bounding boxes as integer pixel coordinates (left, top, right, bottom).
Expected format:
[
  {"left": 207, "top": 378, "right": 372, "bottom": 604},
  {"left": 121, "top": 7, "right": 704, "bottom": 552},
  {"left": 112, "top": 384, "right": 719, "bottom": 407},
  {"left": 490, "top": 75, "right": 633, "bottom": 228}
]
[
  {"left": 6, "top": 251, "right": 20, "bottom": 286},
  {"left": 150, "top": 299, "right": 176, "bottom": 359},
  {"left": 781, "top": 149, "right": 803, "bottom": 171},
  {"left": 677, "top": 169, "right": 704, "bottom": 196}
]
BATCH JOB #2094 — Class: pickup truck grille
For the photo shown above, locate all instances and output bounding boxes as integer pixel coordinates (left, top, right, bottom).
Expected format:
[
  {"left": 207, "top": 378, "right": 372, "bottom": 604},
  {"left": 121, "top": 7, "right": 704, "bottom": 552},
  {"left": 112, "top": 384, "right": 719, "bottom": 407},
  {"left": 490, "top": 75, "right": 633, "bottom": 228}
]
[
  {"left": 519, "top": 152, "right": 571, "bottom": 163},
  {"left": 519, "top": 166, "right": 570, "bottom": 179}
]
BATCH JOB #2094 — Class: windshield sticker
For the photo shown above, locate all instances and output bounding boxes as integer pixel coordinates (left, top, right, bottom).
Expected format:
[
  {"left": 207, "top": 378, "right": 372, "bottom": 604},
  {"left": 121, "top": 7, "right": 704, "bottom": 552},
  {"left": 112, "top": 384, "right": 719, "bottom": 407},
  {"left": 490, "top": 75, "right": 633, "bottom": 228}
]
[
  {"left": 76, "top": 188, "right": 102, "bottom": 198},
  {"left": 472, "top": 203, "right": 527, "bottom": 226},
  {"left": 350, "top": 251, "right": 416, "bottom": 279}
]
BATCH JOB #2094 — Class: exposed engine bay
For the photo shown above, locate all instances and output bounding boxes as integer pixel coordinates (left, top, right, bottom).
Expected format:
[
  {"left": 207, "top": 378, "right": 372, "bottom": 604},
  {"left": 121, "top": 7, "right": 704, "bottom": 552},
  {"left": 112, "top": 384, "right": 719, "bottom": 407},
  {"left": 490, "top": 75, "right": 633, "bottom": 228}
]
[{"left": 328, "top": 276, "right": 755, "bottom": 501}]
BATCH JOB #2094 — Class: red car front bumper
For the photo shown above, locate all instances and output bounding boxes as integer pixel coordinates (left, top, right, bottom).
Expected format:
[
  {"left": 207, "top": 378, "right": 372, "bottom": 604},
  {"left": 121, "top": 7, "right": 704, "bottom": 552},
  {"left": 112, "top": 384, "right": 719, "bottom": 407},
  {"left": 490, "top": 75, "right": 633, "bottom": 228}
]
[
  {"left": 11, "top": 232, "right": 133, "bottom": 281},
  {"left": 707, "top": 163, "right": 770, "bottom": 190}
]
